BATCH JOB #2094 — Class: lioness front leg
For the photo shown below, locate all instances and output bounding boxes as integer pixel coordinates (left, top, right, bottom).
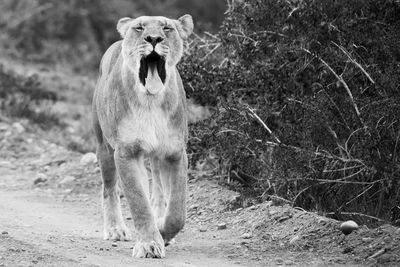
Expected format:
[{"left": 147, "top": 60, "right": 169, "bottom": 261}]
[
  {"left": 97, "top": 143, "right": 131, "bottom": 241},
  {"left": 150, "top": 158, "right": 167, "bottom": 220},
  {"left": 114, "top": 146, "right": 165, "bottom": 258},
  {"left": 158, "top": 152, "right": 187, "bottom": 243}
]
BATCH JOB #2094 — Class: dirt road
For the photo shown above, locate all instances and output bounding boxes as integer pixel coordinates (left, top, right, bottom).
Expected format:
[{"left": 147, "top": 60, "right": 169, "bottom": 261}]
[
  {"left": 0, "top": 122, "right": 261, "bottom": 267},
  {"left": 1, "top": 120, "right": 400, "bottom": 267},
  {"left": 0, "top": 189, "right": 254, "bottom": 267}
]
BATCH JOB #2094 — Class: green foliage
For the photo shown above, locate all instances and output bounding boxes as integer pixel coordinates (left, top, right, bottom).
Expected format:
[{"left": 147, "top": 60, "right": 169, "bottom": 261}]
[{"left": 181, "top": 0, "right": 400, "bottom": 220}]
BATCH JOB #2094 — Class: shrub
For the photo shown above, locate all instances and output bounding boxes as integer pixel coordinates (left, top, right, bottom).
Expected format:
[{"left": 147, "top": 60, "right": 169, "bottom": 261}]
[
  {"left": 0, "top": 64, "right": 60, "bottom": 127},
  {"left": 181, "top": 0, "right": 400, "bottom": 221}
]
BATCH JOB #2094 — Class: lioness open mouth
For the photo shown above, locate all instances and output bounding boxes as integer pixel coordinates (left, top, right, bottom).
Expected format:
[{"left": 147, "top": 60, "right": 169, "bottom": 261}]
[{"left": 139, "top": 51, "right": 166, "bottom": 94}]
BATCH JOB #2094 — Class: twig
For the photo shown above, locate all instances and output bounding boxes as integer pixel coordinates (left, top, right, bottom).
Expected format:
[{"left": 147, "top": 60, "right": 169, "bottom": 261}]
[
  {"left": 299, "top": 177, "right": 382, "bottom": 185},
  {"left": 264, "top": 140, "right": 366, "bottom": 165},
  {"left": 255, "top": 30, "right": 288, "bottom": 38},
  {"left": 228, "top": 33, "right": 259, "bottom": 45},
  {"left": 204, "top": 31, "right": 220, "bottom": 40},
  {"left": 335, "top": 184, "right": 375, "bottom": 213},
  {"left": 287, "top": 97, "right": 338, "bottom": 141},
  {"left": 217, "top": 129, "right": 247, "bottom": 137},
  {"left": 302, "top": 48, "right": 365, "bottom": 128},
  {"left": 326, "top": 211, "right": 386, "bottom": 223},
  {"left": 292, "top": 185, "right": 315, "bottom": 207},
  {"left": 200, "top": 43, "right": 221, "bottom": 61},
  {"left": 323, "top": 164, "right": 363, "bottom": 173},
  {"left": 225, "top": 0, "right": 235, "bottom": 14},
  {"left": 218, "top": 58, "right": 228, "bottom": 69},
  {"left": 322, "top": 90, "right": 351, "bottom": 131},
  {"left": 246, "top": 106, "right": 281, "bottom": 144},
  {"left": 368, "top": 248, "right": 386, "bottom": 259},
  {"left": 332, "top": 42, "right": 375, "bottom": 84}
]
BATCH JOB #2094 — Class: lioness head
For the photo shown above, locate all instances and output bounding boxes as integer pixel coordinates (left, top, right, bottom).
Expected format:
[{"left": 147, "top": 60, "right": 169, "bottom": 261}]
[{"left": 117, "top": 15, "right": 193, "bottom": 95}]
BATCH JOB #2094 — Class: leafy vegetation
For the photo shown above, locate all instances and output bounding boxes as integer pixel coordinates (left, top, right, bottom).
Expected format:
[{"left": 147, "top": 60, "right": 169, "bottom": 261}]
[
  {"left": 0, "top": 64, "right": 60, "bottom": 127},
  {"left": 182, "top": 0, "right": 400, "bottom": 222}
]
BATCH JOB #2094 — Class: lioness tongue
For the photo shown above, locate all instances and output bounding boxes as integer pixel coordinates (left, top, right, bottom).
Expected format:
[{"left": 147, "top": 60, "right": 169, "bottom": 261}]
[{"left": 145, "top": 63, "right": 163, "bottom": 95}]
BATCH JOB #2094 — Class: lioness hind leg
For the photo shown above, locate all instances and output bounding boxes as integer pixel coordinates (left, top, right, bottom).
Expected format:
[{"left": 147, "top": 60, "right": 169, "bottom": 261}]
[
  {"left": 150, "top": 158, "right": 166, "bottom": 219},
  {"left": 114, "top": 146, "right": 165, "bottom": 258},
  {"left": 97, "top": 142, "right": 131, "bottom": 241},
  {"left": 157, "top": 152, "right": 187, "bottom": 243}
]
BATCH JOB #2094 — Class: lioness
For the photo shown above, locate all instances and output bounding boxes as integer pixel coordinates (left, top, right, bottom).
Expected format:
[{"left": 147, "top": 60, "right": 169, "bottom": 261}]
[{"left": 92, "top": 15, "right": 193, "bottom": 258}]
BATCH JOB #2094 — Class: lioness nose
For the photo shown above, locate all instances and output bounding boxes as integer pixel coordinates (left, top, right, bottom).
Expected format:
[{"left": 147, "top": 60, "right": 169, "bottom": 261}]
[{"left": 144, "top": 36, "right": 164, "bottom": 47}]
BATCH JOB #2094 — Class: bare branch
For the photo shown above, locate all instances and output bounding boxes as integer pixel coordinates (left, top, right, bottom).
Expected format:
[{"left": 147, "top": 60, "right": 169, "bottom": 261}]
[
  {"left": 332, "top": 41, "right": 375, "bottom": 84},
  {"left": 335, "top": 183, "right": 374, "bottom": 212},
  {"left": 246, "top": 106, "right": 281, "bottom": 144},
  {"left": 302, "top": 48, "right": 365, "bottom": 128}
]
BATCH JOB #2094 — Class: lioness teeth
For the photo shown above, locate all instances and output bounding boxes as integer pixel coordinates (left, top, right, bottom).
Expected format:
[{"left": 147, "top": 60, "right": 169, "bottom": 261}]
[{"left": 139, "top": 51, "right": 166, "bottom": 94}]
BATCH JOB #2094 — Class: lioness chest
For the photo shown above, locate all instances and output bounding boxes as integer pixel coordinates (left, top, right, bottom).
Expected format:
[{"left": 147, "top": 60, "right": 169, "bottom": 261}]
[{"left": 117, "top": 106, "right": 183, "bottom": 156}]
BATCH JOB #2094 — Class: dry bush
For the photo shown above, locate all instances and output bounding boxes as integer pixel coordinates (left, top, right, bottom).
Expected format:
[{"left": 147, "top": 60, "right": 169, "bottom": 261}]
[
  {"left": 0, "top": 64, "right": 60, "bottom": 127},
  {"left": 181, "top": 0, "right": 400, "bottom": 222}
]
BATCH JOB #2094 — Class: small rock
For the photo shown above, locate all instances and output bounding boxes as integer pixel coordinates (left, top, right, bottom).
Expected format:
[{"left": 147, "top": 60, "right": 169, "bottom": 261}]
[
  {"left": 275, "top": 258, "right": 284, "bottom": 265},
  {"left": 342, "top": 247, "right": 353, "bottom": 254},
  {"left": 199, "top": 227, "right": 207, "bottom": 232},
  {"left": 217, "top": 223, "right": 227, "bottom": 230},
  {"left": 1, "top": 231, "right": 8, "bottom": 235},
  {"left": 240, "top": 233, "right": 252, "bottom": 239},
  {"left": 12, "top": 122, "right": 25, "bottom": 133},
  {"left": 284, "top": 260, "right": 294, "bottom": 266},
  {"left": 80, "top": 152, "right": 97, "bottom": 165},
  {"left": 34, "top": 173, "right": 48, "bottom": 185},
  {"left": 111, "top": 242, "right": 118, "bottom": 247},
  {"left": 59, "top": 176, "right": 76, "bottom": 184},
  {"left": 99, "top": 247, "right": 104, "bottom": 251},
  {"left": 340, "top": 220, "right": 359, "bottom": 235}
]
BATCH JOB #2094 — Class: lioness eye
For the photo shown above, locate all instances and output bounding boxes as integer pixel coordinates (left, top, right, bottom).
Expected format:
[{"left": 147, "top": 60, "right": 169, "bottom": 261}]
[
  {"left": 135, "top": 26, "right": 144, "bottom": 32},
  {"left": 163, "top": 26, "right": 172, "bottom": 32}
]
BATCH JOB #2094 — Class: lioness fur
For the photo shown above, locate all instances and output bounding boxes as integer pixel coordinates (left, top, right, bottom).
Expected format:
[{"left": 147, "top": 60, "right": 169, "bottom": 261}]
[{"left": 92, "top": 15, "right": 193, "bottom": 258}]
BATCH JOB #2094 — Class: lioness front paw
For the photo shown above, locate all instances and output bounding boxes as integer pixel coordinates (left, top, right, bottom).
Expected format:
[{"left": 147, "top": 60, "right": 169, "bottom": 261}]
[
  {"left": 132, "top": 240, "right": 165, "bottom": 258},
  {"left": 104, "top": 225, "right": 131, "bottom": 241}
]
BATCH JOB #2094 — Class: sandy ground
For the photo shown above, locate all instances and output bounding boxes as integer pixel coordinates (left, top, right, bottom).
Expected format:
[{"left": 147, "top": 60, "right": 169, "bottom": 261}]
[{"left": 0, "top": 118, "right": 399, "bottom": 267}]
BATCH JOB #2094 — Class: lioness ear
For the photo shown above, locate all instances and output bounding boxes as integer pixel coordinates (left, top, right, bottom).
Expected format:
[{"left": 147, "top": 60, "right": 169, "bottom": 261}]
[
  {"left": 117, "top": 17, "right": 132, "bottom": 38},
  {"left": 177, "top": 14, "right": 193, "bottom": 39}
]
